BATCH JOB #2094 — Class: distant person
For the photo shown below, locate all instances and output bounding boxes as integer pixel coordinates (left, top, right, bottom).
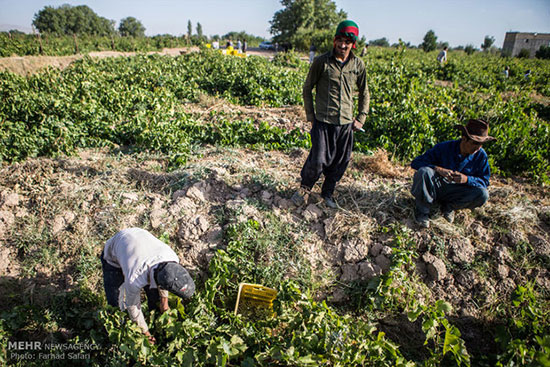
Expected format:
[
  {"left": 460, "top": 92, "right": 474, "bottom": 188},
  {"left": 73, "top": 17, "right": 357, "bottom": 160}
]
[
  {"left": 524, "top": 69, "right": 531, "bottom": 80},
  {"left": 242, "top": 39, "right": 247, "bottom": 53},
  {"left": 410, "top": 119, "right": 496, "bottom": 228},
  {"left": 275, "top": 42, "right": 279, "bottom": 52},
  {"left": 437, "top": 46, "right": 448, "bottom": 65},
  {"left": 503, "top": 65, "right": 510, "bottom": 78},
  {"left": 212, "top": 40, "right": 219, "bottom": 50},
  {"left": 237, "top": 39, "right": 242, "bottom": 52},
  {"left": 226, "top": 39, "right": 233, "bottom": 48},
  {"left": 360, "top": 44, "right": 368, "bottom": 57},
  {"left": 309, "top": 44, "right": 317, "bottom": 63},
  {"left": 101, "top": 228, "right": 195, "bottom": 344},
  {"left": 293, "top": 20, "right": 369, "bottom": 209}
]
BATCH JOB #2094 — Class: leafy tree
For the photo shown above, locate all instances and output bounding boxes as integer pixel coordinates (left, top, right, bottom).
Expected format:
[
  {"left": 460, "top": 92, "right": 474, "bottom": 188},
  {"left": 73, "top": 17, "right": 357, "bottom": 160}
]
[
  {"left": 32, "top": 4, "right": 115, "bottom": 36},
  {"left": 481, "top": 35, "right": 495, "bottom": 51},
  {"left": 436, "top": 41, "right": 449, "bottom": 49},
  {"left": 118, "top": 17, "right": 145, "bottom": 37},
  {"left": 369, "top": 37, "right": 389, "bottom": 47},
  {"left": 187, "top": 20, "right": 192, "bottom": 39},
  {"left": 420, "top": 29, "right": 437, "bottom": 52},
  {"left": 196, "top": 22, "right": 203, "bottom": 39},
  {"left": 270, "top": 0, "right": 347, "bottom": 51},
  {"left": 535, "top": 45, "right": 550, "bottom": 59},
  {"left": 464, "top": 44, "right": 476, "bottom": 55}
]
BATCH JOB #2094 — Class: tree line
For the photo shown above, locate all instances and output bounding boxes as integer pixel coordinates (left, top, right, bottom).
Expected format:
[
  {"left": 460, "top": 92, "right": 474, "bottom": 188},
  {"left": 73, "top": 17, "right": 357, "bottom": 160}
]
[
  {"left": 8, "top": 1, "right": 550, "bottom": 59},
  {"left": 32, "top": 4, "right": 146, "bottom": 37}
]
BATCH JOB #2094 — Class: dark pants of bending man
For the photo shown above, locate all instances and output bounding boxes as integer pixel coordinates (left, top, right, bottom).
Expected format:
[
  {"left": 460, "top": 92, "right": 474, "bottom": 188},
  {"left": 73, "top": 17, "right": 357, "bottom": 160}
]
[
  {"left": 300, "top": 120, "right": 354, "bottom": 199},
  {"left": 411, "top": 166, "right": 489, "bottom": 215},
  {"left": 101, "top": 252, "right": 160, "bottom": 311}
]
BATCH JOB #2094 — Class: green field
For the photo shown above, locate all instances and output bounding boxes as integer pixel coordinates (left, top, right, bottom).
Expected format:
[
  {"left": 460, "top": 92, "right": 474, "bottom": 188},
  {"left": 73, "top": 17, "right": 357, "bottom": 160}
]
[{"left": 0, "top": 47, "right": 549, "bottom": 366}]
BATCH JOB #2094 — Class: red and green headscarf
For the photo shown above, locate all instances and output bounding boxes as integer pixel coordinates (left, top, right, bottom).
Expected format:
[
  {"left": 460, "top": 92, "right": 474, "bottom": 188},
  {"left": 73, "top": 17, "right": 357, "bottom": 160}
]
[{"left": 335, "top": 20, "right": 359, "bottom": 44}]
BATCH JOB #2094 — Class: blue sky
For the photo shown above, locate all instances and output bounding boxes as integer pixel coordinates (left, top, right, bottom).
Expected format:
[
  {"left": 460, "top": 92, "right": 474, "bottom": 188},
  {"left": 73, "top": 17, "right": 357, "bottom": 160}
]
[{"left": 1, "top": 0, "right": 549, "bottom": 47}]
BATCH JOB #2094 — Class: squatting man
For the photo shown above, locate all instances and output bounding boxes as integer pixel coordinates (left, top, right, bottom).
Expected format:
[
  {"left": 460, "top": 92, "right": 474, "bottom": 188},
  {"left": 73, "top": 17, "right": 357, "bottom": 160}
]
[
  {"left": 101, "top": 227, "right": 195, "bottom": 344},
  {"left": 410, "top": 119, "right": 496, "bottom": 228}
]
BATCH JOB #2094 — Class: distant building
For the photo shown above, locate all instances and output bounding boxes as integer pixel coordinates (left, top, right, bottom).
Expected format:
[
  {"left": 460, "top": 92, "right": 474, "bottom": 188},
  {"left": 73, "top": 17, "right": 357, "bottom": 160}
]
[{"left": 502, "top": 32, "right": 550, "bottom": 58}]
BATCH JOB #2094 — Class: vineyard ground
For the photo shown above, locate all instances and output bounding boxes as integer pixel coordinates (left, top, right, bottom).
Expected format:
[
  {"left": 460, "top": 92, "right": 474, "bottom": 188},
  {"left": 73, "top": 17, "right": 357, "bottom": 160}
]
[{"left": 1, "top": 99, "right": 549, "bottom": 362}]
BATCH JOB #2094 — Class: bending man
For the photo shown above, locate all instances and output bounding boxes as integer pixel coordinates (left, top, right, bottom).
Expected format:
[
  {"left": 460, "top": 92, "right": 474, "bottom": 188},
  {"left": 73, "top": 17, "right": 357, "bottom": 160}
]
[{"left": 101, "top": 227, "right": 195, "bottom": 343}]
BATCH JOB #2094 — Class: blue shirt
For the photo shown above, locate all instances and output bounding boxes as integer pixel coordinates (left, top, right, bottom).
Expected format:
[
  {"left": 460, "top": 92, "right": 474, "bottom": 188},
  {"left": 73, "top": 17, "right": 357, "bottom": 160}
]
[{"left": 411, "top": 140, "right": 491, "bottom": 188}]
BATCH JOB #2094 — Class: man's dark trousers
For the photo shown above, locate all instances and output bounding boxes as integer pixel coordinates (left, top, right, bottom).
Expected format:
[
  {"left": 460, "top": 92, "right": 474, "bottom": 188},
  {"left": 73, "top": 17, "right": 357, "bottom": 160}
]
[
  {"left": 411, "top": 166, "right": 489, "bottom": 214},
  {"left": 300, "top": 119, "right": 353, "bottom": 198},
  {"left": 101, "top": 252, "right": 160, "bottom": 311}
]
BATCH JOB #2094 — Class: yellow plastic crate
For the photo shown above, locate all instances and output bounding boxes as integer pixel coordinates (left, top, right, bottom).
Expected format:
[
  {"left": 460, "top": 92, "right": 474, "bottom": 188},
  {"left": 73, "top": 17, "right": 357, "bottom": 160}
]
[{"left": 234, "top": 283, "right": 277, "bottom": 317}]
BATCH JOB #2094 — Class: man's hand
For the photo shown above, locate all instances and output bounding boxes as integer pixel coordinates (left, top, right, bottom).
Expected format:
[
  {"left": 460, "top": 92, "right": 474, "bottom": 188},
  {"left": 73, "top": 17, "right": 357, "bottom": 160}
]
[
  {"left": 450, "top": 171, "right": 468, "bottom": 184},
  {"left": 435, "top": 166, "right": 467, "bottom": 184},
  {"left": 434, "top": 166, "right": 452, "bottom": 179},
  {"left": 159, "top": 296, "right": 169, "bottom": 314},
  {"left": 352, "top": 119, "right": 363, "bottom": 132},
  {"left": 144, "top": 331, "right": 156, "bottom": 345}
]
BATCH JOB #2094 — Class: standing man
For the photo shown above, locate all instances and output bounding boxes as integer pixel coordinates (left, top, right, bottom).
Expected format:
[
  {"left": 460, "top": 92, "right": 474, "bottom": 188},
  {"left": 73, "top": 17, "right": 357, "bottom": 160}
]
[
  {"left": 309, "top": 43, "right": 317, "bottom": 63},
  {"left": 410, "top": 119, "right": 496, "bottom": 228},
  {"left": 437, "top": 46, "right": 448, "bottom": 65},
  {"left": 293, "top": 20, "right": 369, "bottom": 208},
  {"left": 101, "top": 228, "right": 195, "bottom": 343}
]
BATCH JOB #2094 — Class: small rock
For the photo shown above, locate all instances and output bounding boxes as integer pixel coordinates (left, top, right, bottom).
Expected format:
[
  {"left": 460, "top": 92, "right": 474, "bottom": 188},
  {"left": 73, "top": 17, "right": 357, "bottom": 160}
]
[
  {"left": 370, "top": 243, "right": 383, "bottom": 257},
  {"left": 358, "top": 261, "right": 382, "bottom": 279},
  {"left": 331, "top": 287, "right": 349, "bottom": 303},
  {"left": 449, "top": 237, "right": 476, "bottom": 264},
  {"left": 0, "top": 191, "right": 19, "bottom": 207},
  {"left": 529, "top": 234, "right": 550, "bottom": 257},
  {"left": 497, "top": 264, "right": 509, "bottom": 279},
  {"left": 238, "top": 187, "right": 250, "bottom": 198},
  {"left": 375, "top": 255, "right": 391, "bottom": 273},
  {"left": 380, "top": 246, "right": 392, "bottom": 257},
  {"left": 196, "top": 215, "right": 210, "bottom": 233},
  {"left": 150, "top": 209, "right": 168, "bottom": 229},
  {"left": 505, "top": 230, "right": 526, "bottom": 247},
  {"left": 261, "top": 190, "right": 273, "bottom": 205},
  {"left": 423, "top": 253, "right": 447, "bottom": 281},
  {"left": 186, "top": 182, "right": 209, "bottom": 202},
  {"left": 172, "top": 190, "right": 186, "bottom": 201},
  {"left": 340, "top": 264, "right": 359, "bottom": 282},
  {"left": 494, "top": 246, "right": 512, "bottom": 264},
  {"left": 303, "top": 204, "right": 323, "bottom": 222},
  {"left": 205, "top": 226, "right": 223, "bottom": 245},
  {"left": 497, "top": 278, "right": 516, "bottom": 295},
  {"left": 342, "top": 239, "right": 369, "bottom": 263},
  {"left": 169, "top": 197, "right": 196, "bottom": 216},
  {"left": 470, "top": 221, "right": 489, "bottom": 241},
  {"left": 276, "top": 198, "right": 294, "bottom": 210}
]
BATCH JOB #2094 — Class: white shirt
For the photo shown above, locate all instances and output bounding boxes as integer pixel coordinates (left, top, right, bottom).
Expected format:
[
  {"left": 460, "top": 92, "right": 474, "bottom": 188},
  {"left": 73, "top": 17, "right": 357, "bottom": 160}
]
[{"left": 103, "top": 228, "right": 179, "bottom": 332}]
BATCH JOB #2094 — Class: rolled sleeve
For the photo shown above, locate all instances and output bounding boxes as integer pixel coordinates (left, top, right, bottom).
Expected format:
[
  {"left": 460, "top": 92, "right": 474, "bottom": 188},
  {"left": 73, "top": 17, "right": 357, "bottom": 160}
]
[{"left": 119, "top": 282, "right": 148, "bottom": 333}]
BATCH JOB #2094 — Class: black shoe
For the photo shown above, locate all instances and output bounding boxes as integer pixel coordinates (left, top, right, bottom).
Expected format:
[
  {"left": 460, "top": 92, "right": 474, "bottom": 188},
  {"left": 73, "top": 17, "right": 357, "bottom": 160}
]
[
  {"left": 414, "top": 210, "right": 430, "bottom": 228},
  {"left": 442, "top": 210, "right": 455, "bottom": 223},
  {"left": 323, "top": 196, "right": 338, "bottom": 209}
]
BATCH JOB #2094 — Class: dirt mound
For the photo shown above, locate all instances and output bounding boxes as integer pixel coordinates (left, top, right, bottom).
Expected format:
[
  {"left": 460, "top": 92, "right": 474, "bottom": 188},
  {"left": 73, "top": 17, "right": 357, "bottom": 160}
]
[{"left": 1, "top": 136, "right": 548, "bottom": 321}]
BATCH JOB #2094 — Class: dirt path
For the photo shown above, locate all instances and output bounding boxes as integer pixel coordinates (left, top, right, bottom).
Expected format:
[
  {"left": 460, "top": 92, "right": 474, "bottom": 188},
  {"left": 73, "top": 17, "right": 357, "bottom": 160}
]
[{"left": 0, "top": 47, "right": 278, "bottom": 75}]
